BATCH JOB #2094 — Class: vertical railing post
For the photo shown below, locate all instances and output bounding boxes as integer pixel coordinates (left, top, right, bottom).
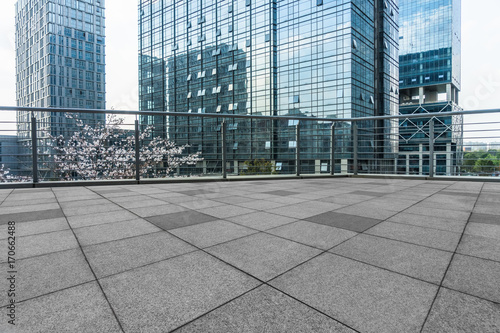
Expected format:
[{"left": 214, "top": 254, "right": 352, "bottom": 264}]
[
  {"left": 135, "top": 120, "right": 140, "bottom": 182},
  {"left": 296, "top": 121, "right": 300, "bottom": 176},
  {"left": 330, "top": 123, "right": 335, "bottom": 175},
  {"left": 31, "top": 115, "right": 39, "bottom": 184},
  {"left": 429, "top": 120, "right": 435, "bottom": 178},
  {"left": 222, "top": 120, "right": 227, "bottom": 179},
  {"left": 353, "top": 122, "right": 358, "bottom": 175}
]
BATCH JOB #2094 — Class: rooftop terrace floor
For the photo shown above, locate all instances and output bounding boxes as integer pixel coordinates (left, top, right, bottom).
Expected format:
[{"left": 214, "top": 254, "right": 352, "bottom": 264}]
[{"left": 1, "top": 177, "right": 499, "bottom": 332}]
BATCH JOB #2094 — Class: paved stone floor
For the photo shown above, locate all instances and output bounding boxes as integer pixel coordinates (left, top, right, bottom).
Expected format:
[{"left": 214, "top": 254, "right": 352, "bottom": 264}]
[{"left": 0, "top": 177, "right": 499, "bottom": 332}]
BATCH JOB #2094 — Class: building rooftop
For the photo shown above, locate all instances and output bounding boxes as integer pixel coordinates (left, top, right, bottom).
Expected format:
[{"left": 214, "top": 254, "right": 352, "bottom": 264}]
[{"left": 1, "top": 177, "right": 499, "bottom": 332}]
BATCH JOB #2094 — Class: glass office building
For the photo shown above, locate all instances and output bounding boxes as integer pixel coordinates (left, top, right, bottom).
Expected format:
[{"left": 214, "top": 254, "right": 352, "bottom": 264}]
[
  {"left": 15, "top": 0, "right": 106, "bottom": 141},
  {"left": 398, "top": 0, "right": 462, "bottom": 175},
  {"left": 138, "top": 0, "right": 399, "bottom": 174}
]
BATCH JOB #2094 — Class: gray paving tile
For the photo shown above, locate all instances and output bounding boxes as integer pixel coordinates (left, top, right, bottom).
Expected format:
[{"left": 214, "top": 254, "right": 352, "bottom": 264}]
[
  {"left": 0, "top": 197, "right": 57, "bottom": 207},
  {"left": 174, "top": 285, "right": 355, "bottom": 333},
  {"left": 116, "top": 198, "right": 170, "bottom": 209},
  {"left": 334, "top": 204, "right": 397, "bottom": 220},
  {"left": 270, "top": 253, "right": 438, "bottom": 333},
  {"left": 100, "top": 251, "right": 260, "bottom": 333},
  {"left": 331, "top": 234, "right": 453, "bottom": 284},
  {"left": 404, "top": 206, "right": 471, "bottom": 222},
  {"left": 235, "top": 199, "right": 290, "bottom": 210},
  {"left": 387, "top": 212, "right": 466, "bottom": 233},
  {"left": 62, "top": 203, "right": 124, "bottom": 216},
  {"left": 1, "top": 248, "right": 94, "bottom": 306},
  {"left": 0, "top": 209, "right": 65, "bottom": 225},
  {"left": 0, "top": 203, "right": 61, "bottom": 215},
  {"left": 129, "top": 204, "right": 188, "bottom": 217},
  {"left": 366, "top": 221, "right": 462, "bottom": 252},
  {"left": 74, "top": 218, "right": 160, "bottom": 246},
  {"left": 0, "top": 282, "right": 122, "bottom": 333},
  {"left": 56, "top": 194, "right": 103, "bottom": 203},
  {"left": 422, "top": 288, "right": 500, "bottom": 333},
  {"left": 473, "top": 204, "right": 500, "bottom": 215},
  {"left": 177, "top": 189, "right": 217, "bottom": 196},
  {"left": 67, "top": 210, "right": 138, "bottom": 228},
  {"left": 350, "top": 190, "right": 386, "bottom": 197},
  {"left": 439, "top": 190, "right": 479, "bottom": 197},
  {"left": 170, "top": 220, "right": 257, "bottom": 248},
  {"left": 464, "top": 223, "right": 500, "bottom": 240},
  {"left": 146, "top": 210, "right": 219, "bottom": 230},
  {"left": 457, "top": 234, "right": 500, "bottom": 262},
  {"left": 226, "top": 211, "right": 297, "bottom": 231},
  {"left": 197, "top": 205, "right": 257, "bottom": 219},
  {"left": 59, "top": 198, "right": 110, "bottom": 209},
  {"left": 443, "top": 254, "right": 500, "bottom": 303},
  {"left": 268, "top": 221, "right": 357, "bottom": 250},
  {"left": 306, "top": 211, "right": 381, "bottom": 232},
  {"left": 84, "top": 231, "right": 196, "bottom": 278},
  {"left": 206, "top": 233, "right": 321, "bottom": 281},
  {"left": 266, "top": 202, "right": 340, "bottom": 219},
  {"left": 0, "top": 229, "right": 79, "bottom": 261},
  {"left": 176, "top": 199, "right": 226, "bottom": 210},
  {"left": 264, "top": 190, "right": 299, "bottom": 196},
  {"left": 469, "top": 212, "right": 500, "bottom": 226},
  {"left": 0, "top": 217, "right": 68, "bottom": 240}
]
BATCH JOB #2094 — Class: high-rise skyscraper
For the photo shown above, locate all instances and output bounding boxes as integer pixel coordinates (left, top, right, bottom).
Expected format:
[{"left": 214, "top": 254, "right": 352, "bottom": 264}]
[
  {"left": 15, "top": 0, "right": 106, "bottom": 141},
  {"left": 138, "top": 0, "right": 399, "bottom": 174},
  {"left": 398, "top": 0, "right": 462, "bottom": 175}
]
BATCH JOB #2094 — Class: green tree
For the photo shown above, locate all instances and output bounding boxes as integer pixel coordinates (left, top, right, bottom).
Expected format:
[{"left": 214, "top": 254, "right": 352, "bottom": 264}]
[{"left": 241, "top": 159, "right": 277, "bottom": 175}]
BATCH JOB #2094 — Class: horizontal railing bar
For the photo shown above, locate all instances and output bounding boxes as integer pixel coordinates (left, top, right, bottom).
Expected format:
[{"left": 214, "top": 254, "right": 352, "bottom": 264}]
[{"left": 2, "top": 106, "right": 500, "bottom": 122}]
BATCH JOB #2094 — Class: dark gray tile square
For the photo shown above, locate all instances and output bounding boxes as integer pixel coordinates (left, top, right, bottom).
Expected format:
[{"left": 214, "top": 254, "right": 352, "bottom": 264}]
[
  {"left": 146, "top": 210, "right": 219, "bottom": 230},
  {"left": 422, "top": 288, "right": 500, "bottom": 333},
  {"left": 0, "top": 209, "right": 65, "bottom": 225},
  {"left": 206, "top": 233, "right": 321, "bottom": 281},
  {"left": 271, "top": 253, "right": 437, "bottom": 333},
  {"left": 443, "top": 254, "right": 500, "bottom": 303},
  {"left": 174, "top": 285, "right": 355, "bottom": 333},
  {"left": 306, "top": 211, "right": 381, "bottom": 232},
  {"left": 469, "top": 213, "right": 500, "bottom": 226},
  {"left": 100, "top": 251, "right": 260, "bottom": 333},
  {"left": 0, "top": 282, "right": 122, "bottom": 333}
]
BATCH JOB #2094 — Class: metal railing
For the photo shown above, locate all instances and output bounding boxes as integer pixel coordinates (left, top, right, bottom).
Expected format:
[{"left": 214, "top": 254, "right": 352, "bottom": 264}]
[{"left": 1, "top": 105, "right": 500, "bottom": 186}]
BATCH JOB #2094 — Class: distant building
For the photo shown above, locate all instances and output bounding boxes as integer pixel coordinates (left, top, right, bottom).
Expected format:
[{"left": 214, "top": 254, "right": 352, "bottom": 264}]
[
  {"left": 0, "top": 135, "right": 21, "bottom": 176},
  {"left": 398, "top": 0, "right": 462, "bottom": 175},
  {"left": 15, "top": 0, "right": 106, "bottom": 178},
  {"left": 138, "top": 0, "right": 399, "bottom": 174}
]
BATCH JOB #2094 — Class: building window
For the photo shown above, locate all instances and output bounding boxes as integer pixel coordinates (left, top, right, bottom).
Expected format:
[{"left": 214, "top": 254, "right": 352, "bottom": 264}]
[
  {"left": 197, "top": 89, "right": 206, "bottom": 97},
  {"left": 197, "top": 71, "right": 206, "bottom": 78},
  {"left": 187, "top": 92, "right": 192, "bottom": 99},
  {"left": 228, "top": 84, "right": 233, "bottom": 91},
  {"left": 212, "top": 86, "right": 221, "bottom": 94}
]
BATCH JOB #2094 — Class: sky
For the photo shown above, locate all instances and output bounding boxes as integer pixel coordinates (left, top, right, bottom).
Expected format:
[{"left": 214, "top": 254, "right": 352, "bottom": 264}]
[{"left": 0, "top": 0, "right": 499, "bottom": 132}]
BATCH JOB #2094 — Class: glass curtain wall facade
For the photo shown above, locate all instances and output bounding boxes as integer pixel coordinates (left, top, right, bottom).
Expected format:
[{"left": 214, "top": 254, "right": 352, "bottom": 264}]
[
  {"left": 398, "top": 0, "right": 462, "bottom": 175},
  {"left": 15, "top": 0, "right": 106, "bottom": 141},
  {"left": 139, "top": 0, "right": 398, "bottom": 174}
]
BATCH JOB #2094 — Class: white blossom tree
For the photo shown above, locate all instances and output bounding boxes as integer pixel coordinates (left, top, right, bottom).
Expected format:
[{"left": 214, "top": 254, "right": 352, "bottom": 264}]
[
  {"left": 46, "top": 114, "right": 203, "bottom": 180},
  {"left": 0, "top": 164, "right": 32, "bottom": 183}
]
